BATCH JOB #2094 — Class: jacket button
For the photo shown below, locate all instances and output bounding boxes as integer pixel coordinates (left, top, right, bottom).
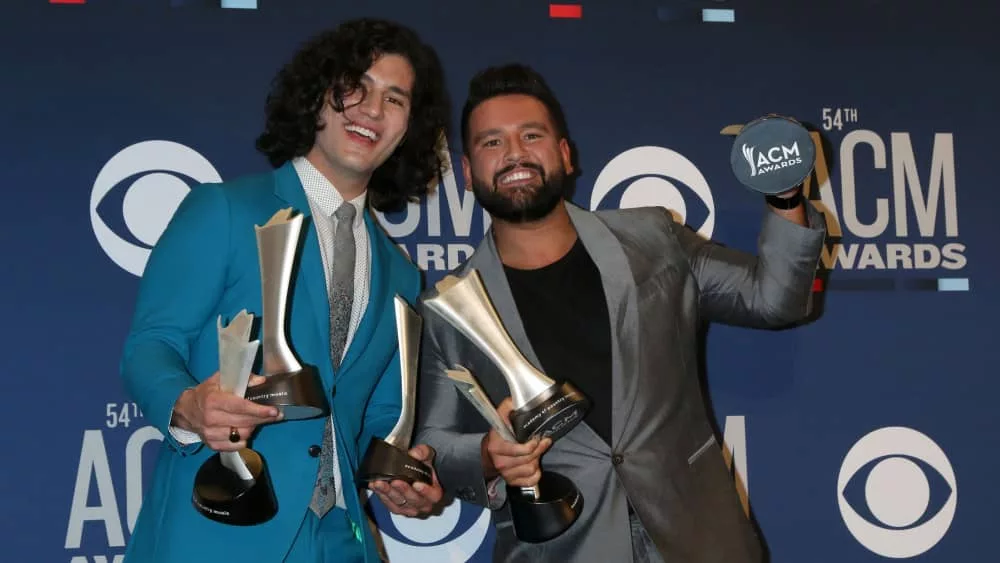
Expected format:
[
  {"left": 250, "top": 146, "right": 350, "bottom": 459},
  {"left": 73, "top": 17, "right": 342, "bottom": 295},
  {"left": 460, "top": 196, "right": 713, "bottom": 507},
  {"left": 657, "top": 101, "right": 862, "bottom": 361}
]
[
  {"left": 612, "top": 454, "right": 624, "bottom": 465},
  {"left": 308, "top": 445, "right": 321, "bottom": 457}
]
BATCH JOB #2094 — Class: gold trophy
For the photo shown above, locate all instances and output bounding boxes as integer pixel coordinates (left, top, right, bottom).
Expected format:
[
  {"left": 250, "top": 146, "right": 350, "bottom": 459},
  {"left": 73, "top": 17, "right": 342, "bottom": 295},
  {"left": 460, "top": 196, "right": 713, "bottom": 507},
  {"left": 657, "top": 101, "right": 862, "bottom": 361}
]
[
  {"left": 192, "top": 311, "right": 277, "bottom": 525},
  {"left": 423, "top": 269, "right": 588, "bottom": 542},
  {"left": 243, "top": 209, "right": 329, "bottom": 420},
  {"left": 355, "top": 296, "right": 433, "bottom": 485}
]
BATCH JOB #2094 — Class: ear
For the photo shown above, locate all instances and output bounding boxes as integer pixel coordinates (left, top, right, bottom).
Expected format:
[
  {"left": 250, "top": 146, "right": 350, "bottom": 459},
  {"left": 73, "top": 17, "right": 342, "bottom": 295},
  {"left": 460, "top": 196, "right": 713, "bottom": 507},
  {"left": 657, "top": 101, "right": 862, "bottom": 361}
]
[
  {"left": 462, "top": 154, "right": 473, "bottom": 192},
  {"left": 559, "top": 138, "right": 574, "bottom": 175}
]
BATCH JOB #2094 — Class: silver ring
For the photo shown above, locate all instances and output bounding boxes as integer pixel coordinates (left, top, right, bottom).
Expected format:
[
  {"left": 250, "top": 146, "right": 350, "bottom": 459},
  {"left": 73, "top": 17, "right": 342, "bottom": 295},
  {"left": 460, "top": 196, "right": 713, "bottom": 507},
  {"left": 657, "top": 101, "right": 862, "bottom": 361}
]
[{"left": 399, "top": 499, "right": 407, "bottom": 506}]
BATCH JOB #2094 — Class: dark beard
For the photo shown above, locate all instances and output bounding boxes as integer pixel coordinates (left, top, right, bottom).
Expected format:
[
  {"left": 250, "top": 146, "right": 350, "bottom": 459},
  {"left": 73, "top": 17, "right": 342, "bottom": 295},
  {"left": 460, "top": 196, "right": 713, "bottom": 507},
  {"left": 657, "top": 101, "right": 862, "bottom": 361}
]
[{"left": 471, "top": 162, "right": 566, "bottom": 224}]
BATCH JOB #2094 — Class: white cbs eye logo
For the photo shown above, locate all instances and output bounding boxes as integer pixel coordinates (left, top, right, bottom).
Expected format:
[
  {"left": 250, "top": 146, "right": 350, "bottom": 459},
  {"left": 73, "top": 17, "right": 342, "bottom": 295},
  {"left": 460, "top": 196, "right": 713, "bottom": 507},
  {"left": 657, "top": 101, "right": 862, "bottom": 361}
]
[
  {"left": 590, "top": 146, "right": 716, "bottom": 239},
  {"left": 837, "top": 426, "right": 957, "bottom": 558},
  {"left": 90, "top": 140, "right": 222, "bottom": 276},
  {"left": 378, "top": 497, "right": 492, "bottom": 560}
]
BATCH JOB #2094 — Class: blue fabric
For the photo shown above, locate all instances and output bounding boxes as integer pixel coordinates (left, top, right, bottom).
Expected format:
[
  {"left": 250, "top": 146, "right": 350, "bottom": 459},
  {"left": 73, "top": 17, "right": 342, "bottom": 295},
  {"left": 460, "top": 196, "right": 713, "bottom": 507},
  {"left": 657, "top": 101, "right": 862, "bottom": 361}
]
[{"left": 119, "top": 162, "right": 421, "bottom": 563}]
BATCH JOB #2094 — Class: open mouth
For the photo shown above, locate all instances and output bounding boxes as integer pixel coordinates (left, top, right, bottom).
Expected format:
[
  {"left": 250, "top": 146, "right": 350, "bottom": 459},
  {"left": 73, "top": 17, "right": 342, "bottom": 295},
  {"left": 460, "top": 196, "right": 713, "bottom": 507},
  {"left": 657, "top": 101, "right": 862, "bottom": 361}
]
[
  {"left": 345, "top": 122, "right": 380, "bottom": 144},
  {"left": 498, "top": 168, "right": 540, "bottom": 187}
]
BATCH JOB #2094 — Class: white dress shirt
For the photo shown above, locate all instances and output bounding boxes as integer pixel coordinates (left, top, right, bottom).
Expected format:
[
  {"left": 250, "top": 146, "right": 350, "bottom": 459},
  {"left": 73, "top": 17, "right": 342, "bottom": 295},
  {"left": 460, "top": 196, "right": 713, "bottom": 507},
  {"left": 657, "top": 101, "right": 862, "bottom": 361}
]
[{"left": 170, "top": 156, "right": 372, "bottom": 510}]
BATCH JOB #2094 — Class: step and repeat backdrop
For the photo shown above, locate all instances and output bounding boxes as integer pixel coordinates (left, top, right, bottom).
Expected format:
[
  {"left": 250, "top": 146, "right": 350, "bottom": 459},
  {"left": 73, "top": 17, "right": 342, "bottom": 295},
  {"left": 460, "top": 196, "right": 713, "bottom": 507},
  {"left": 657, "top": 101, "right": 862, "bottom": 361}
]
[{"left": 2, "top": 1, "right": 997, "bottom": 561}]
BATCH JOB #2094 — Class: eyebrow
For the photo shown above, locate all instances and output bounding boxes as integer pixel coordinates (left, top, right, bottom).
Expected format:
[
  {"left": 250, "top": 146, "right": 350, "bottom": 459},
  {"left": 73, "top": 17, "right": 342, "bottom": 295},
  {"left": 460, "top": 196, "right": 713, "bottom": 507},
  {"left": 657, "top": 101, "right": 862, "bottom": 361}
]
[
  {"left": 471, "top": 121, "right": 552, "bottom": 145},
  {"left": 361, "top": 73, "right": 412, "bottom": 100}
]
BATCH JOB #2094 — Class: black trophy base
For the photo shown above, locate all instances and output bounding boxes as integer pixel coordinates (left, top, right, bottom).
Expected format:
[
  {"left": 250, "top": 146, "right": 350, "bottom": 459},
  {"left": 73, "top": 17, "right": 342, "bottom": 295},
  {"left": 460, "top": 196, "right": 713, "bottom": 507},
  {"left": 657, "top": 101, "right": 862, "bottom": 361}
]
[
  {"left": 244, "top": 364, "right": 329, "bottom": 420},
  {"left": 509, "top": 471, "right": 584, "bottom": 543},
  {"left": 509, "top": 380, "right": 591, "bottom": 443},
  {"left": 192, "top": 449, "right": 277, "bottom": 526},
  {"left": 356, "top": 437, "right": 433, "bottom": 485}
]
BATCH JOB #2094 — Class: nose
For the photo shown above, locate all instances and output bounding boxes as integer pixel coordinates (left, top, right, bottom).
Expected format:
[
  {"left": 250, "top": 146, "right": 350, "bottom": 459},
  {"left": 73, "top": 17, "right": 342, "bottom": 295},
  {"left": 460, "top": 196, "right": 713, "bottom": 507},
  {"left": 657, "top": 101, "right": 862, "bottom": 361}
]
[
  {"left": 358, "top": 89, "right": 384, "bottom": 120},
  {"left": 503, "top": 136, "right": 526, "bottom": 162}
]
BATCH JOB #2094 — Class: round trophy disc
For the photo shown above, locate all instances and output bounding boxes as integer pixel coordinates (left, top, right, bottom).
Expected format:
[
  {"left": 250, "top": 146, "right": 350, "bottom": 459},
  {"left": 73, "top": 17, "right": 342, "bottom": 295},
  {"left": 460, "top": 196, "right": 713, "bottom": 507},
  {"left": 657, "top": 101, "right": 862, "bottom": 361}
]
[{"left": 730, "top": 115, "right": 816, "bottom": 195}]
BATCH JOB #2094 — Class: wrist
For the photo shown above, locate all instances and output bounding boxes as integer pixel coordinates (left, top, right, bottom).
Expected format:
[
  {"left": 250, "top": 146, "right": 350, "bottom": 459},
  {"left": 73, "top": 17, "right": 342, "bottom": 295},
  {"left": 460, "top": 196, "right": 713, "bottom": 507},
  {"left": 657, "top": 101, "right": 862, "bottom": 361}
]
[
  {"left": 481, "top": 434, "right": 498, "bottom": 480},
  {"left": 766, "top": 190, "right": 803, "bottom": 209},
  {"left": 171, "top": 389, "right": 195, "bottom": 431}
]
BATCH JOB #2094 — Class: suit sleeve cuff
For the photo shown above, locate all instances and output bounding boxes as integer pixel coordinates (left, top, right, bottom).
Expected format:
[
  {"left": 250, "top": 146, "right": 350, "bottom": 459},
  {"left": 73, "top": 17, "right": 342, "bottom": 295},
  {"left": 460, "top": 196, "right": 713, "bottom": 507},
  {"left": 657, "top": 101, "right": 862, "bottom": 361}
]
[
  {"left": 486, "top": 475, "right": 507, "bottom": 510},
  {"left": 168, "top": 424, "right": 201, "bottom": 446}
]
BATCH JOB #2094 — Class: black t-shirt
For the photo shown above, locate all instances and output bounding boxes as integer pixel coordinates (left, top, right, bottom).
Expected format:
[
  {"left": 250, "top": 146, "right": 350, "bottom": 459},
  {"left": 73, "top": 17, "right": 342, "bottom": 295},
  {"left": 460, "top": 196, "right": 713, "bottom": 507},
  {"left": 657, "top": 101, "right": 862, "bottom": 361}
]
[{"left": 503, "top": 237, "right": 614, "bottom": 447}]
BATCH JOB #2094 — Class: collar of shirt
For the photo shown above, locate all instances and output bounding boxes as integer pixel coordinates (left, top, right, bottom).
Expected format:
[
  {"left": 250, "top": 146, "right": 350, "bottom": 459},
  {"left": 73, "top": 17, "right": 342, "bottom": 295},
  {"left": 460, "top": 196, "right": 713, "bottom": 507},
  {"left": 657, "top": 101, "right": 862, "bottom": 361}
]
[{"left": 292, "top": 156, "right": 367, "bottom": 229}]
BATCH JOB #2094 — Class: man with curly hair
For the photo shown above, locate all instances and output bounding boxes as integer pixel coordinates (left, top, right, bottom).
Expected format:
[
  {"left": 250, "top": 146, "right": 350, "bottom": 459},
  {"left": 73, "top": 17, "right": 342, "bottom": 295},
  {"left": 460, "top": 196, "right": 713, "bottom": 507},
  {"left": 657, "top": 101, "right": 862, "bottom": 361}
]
[{"left": 120, "top": 18, "right": 451, "bottom": 563}]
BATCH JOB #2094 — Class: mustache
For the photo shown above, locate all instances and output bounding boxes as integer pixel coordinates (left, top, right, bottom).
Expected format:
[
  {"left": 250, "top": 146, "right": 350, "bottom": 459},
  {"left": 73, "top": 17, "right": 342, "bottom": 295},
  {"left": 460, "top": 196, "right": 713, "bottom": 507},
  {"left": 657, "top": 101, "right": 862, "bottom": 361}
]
[{"left": 493, "top": 162, "right": 545, "bottom": 186}]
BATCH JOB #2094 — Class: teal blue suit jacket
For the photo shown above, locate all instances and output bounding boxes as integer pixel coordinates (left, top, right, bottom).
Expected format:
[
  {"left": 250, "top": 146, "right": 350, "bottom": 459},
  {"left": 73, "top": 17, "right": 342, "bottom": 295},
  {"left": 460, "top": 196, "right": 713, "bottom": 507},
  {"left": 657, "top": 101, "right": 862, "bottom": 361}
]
[{"left": 120, "top": 161, "right": 421, "bottom": 562}]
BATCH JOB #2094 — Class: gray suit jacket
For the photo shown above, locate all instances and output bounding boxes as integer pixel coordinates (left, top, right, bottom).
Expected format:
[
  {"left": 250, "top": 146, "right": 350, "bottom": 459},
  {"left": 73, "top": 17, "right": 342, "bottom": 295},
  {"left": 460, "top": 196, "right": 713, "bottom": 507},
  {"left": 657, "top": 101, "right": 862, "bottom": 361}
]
[{"left": 414, "top": 200, "right": 826, "bottom": 562}]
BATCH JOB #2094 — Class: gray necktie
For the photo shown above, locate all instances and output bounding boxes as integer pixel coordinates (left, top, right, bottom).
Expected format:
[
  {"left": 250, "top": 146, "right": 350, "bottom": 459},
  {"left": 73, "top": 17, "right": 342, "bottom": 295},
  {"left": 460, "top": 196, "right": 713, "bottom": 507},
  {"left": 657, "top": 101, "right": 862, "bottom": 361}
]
[{"left": 309, "top": 202, "right": 356, "bottom": 517}]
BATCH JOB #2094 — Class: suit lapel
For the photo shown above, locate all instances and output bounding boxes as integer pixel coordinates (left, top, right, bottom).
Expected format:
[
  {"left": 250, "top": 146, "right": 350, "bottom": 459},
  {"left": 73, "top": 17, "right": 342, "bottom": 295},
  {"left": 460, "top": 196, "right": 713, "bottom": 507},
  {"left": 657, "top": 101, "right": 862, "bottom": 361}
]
[
  {"left": 565, "top": 203, "right": 639, "bottom": 449},
  {"left": 337, "top": 209, "right": 386, "bottom": 378},
  {"left": 272, "top": 162, "right": 333, "bottom": 387}
]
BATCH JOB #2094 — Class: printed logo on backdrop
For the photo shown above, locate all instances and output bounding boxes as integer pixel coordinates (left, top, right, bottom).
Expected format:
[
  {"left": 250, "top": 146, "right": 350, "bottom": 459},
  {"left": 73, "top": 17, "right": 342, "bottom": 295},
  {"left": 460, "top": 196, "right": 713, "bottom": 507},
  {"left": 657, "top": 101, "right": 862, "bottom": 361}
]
[
  {"left": 589, "top": 146, "right": 716, "bottom": 239},
  {"left": 803, "top": 108, "right": 967, "bottom": 292},
  {"left": 66, "top": 402, "right": 162, "bottom": 563},
  {"left": 374, "top": 145, "right": 490, "bottom": 279},
  {"left": 369, "top": 493, "right": 494, "bottom": 562},
  {"left": 90, "top": 140, "right": 222, "bottom": 276},
  {"left": 837, "top": 426, "right": 957, "bottom": 558}
]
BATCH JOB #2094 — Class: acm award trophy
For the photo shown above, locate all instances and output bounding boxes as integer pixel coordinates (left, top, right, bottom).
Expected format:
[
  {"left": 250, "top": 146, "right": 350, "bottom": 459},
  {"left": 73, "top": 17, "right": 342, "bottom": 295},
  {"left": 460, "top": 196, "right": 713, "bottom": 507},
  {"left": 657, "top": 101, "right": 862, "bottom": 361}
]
[
  {"left": 446, "top": 366, "right": 583, "bottom": 543},
  {"left": 355, "top": 295, "right": 434, "bottom": 485},
  {"left": 243, "top": 208, "right": 330, "bottom": 420},
  {"left": 422, "top": 269, "right": 588, "bottom": 542},
  {"left": 192, "top": 310, "right": 278, "bottom": 525},
  {"left": 726, "top": 114, "right": 817, "bottom": 195}
]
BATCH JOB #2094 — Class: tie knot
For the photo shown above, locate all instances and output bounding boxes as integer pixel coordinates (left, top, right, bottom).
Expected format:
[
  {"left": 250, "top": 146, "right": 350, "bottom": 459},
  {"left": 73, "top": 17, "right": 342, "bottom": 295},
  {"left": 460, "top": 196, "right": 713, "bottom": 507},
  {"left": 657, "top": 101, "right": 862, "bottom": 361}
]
[{"left": 335, "top": 202, "right": 356, "bottom": 223}]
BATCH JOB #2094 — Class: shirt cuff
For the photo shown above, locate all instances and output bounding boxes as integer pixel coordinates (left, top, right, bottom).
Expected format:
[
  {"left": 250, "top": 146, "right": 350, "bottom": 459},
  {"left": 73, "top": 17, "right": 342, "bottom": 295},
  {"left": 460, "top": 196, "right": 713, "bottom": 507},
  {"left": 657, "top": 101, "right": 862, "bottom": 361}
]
[{"left": 168, "top": 423, "right": 201, "bottom": 445}]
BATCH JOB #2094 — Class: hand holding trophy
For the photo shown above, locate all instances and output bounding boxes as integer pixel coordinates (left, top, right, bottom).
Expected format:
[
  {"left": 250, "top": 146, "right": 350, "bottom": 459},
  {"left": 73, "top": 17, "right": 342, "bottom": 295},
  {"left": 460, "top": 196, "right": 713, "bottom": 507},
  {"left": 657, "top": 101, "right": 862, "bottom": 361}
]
[
  {"left": 423, "top": 269, "right": 588, "bottom": 542},
  {"left": 192, "top": 207, "right": 331, "bottom": 525},
  {"left": 355, "top": 295, "right": 434, "bottom": 486},
  {"left": 192, "top": 311, "right": 278, "bottom": 525}
]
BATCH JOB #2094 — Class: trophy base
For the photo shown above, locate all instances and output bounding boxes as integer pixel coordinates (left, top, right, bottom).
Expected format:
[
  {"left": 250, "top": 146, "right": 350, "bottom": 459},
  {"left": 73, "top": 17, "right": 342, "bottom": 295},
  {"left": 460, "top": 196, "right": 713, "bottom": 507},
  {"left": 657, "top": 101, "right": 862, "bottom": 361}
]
[
  {"left": 510, "top": 380, "right": 591, "bottom": 443},
  {"left": 192, "top": 449, "right": 278, "bottom": 526},
  {"left": 509, "top": 471, "right": 584, "bottom": 543},
  {"left": 355, "top": 437, "right": 433, "bottom": 485},
  {"left": 245, "top": 365, "right": 329, "bottom": 420}
]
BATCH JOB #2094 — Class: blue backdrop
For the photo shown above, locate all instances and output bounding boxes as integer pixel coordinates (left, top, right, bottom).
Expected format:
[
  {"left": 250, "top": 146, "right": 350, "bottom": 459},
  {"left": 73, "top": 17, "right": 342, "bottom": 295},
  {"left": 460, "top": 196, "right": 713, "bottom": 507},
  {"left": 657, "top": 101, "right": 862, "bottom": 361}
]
[{"left": 3, "top": 1, "right": 998, "bottom": 561}]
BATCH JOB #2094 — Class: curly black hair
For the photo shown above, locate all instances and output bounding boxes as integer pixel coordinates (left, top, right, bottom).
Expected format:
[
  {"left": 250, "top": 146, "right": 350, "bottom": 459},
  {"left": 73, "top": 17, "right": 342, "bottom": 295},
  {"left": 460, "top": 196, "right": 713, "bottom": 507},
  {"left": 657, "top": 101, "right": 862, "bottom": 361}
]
[
  {"left": 460, "top": 63, "right": 569, "bottom": 155},
  {"left": 255, "top": 18, "right": 451, "bottom": 212}
]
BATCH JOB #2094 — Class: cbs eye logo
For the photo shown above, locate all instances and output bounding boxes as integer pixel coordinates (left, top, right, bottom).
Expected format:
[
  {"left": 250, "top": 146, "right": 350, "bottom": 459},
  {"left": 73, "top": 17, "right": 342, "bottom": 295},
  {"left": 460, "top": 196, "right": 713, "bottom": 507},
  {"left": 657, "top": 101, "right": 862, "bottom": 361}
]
[
  {"left": 89, "top": 140, "right": 222, "bottom": 276},
  {"left": 369, "top": 493, "right": 493, "bottom": 561},
  {"left": 589, "top": 146, "right": 716, "bottom": 239},
  {"left": 837, "top": 426, "right": 957, "bottom": 558}
]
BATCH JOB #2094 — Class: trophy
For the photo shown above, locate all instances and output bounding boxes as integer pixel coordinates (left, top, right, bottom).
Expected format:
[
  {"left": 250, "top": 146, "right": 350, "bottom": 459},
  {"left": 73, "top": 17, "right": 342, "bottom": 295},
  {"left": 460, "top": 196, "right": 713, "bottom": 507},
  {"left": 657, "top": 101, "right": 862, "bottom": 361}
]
[
  {"left": 423, "top": 270, "right": 590, "bottom": 443},
  {"left": 447, "top": 366, "right": 583, "bottom": 543},
  {"left": 192, "top": 310, "right": 278, "bottom": 525},
  {"left": 355, "top": 295, "right": 434, "bottom": 485},
  {"left": 422, "top": 269, "right": 589, "bottom": 542},
  {"left": 727, "top": 114, "right": 816, "bottom": 195},
  {"left": 243, "top": 208, "right": 330, "bottom": 420}
]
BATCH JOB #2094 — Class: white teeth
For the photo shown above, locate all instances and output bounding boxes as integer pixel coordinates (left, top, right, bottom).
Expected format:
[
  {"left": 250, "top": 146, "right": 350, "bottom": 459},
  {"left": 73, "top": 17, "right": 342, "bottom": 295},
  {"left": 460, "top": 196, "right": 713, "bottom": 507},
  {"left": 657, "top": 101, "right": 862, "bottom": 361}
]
[
  {"left": 345, "top": 124, "right": 378, "bottom": 141},
  {"left": 500, "top": 170, "right": 534, "bottom": 184}
]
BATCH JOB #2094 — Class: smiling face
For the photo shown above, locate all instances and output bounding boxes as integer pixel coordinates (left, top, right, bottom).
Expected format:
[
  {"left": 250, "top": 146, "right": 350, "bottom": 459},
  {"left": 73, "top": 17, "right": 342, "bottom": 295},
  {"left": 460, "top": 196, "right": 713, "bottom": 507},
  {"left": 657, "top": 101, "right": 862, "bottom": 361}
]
[
  {"left": 463, "top": 93, "right": 574, "bottom": 223},
  {"left": 308, "top": 53, "right": 415, "bottom": 189}
]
